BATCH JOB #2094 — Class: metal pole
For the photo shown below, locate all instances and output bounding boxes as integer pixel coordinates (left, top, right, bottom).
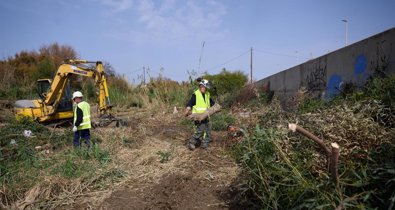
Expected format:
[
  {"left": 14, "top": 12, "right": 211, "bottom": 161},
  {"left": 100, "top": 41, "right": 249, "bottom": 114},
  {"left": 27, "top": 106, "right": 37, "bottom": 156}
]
[
  {"left": 346, "top": 21, "right": 348, "bottom": 45},
  {"left": 342, "top": 19, "right": 348, "bottom": 46},
  {"left": 250, "top": 47, "right": 253, "bottom": 83}
]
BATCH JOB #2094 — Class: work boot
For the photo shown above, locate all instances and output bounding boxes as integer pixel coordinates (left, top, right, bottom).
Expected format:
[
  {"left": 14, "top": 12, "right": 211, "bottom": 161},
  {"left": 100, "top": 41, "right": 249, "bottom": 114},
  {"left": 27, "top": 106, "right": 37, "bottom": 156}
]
[
  {"left": 188, "top": 143, "right": 196, "bottom": 150},
  {"left": 196, "top": 139, "right": 202, "bottom": 147},
  {"left": 201, "top": 143, "right": 208, "bottom": 149}
]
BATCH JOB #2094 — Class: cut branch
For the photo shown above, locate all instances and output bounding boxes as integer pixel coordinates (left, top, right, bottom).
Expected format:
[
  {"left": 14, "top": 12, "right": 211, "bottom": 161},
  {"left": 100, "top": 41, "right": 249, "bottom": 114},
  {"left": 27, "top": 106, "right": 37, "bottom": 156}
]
[
  {"left": 330, "top": 143, "right": 340, "bottom": 185},
  {"left": 288, "top": 123, "right": 331, "bottom": 156},
  {"left": 288, "top": 123, "right": 340, "bottom": 185}
]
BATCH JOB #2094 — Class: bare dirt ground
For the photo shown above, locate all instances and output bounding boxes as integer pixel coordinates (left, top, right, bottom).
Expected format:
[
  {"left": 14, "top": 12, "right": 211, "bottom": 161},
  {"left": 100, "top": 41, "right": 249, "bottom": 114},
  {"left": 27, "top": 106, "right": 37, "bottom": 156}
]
[{"left": 71, "top": 108, "right": 242, "bottom": 210}]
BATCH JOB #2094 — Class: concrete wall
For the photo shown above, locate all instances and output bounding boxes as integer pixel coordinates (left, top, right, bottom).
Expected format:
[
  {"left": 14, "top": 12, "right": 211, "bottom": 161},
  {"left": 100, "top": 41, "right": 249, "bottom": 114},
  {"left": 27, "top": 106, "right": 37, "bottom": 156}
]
[{"left": 256, "top": 27, "right": 395, "bottom": 107}]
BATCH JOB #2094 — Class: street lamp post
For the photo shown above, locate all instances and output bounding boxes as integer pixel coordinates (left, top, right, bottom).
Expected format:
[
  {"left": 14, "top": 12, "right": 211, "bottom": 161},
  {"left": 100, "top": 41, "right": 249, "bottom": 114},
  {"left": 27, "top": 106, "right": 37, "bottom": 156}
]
[{"left": 341, "top": 19, "right": 348, "bottom": 46}]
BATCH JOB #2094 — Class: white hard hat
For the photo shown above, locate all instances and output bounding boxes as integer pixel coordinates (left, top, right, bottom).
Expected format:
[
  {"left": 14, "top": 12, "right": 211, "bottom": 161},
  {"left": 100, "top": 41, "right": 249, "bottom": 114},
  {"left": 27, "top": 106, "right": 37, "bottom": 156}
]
[
  {"left": 72, "top": 91, "right": 83, "bottom": 100},
  {"left": 199, "top": 79, "right": 211, "bottom": 89}
]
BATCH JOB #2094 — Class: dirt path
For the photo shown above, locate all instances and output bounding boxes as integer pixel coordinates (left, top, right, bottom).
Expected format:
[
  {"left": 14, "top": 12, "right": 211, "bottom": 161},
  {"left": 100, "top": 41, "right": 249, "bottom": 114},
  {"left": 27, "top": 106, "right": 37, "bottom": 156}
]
[{"left": 75, "top": 109, "right": 241, "bottom": 209}]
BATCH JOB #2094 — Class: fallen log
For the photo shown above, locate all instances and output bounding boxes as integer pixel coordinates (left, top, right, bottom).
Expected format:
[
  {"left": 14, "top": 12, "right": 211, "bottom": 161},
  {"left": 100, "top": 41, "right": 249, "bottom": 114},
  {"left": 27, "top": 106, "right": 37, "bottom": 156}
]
[{"left": 188, "top": 103, "right": 221, "bottom": 121}]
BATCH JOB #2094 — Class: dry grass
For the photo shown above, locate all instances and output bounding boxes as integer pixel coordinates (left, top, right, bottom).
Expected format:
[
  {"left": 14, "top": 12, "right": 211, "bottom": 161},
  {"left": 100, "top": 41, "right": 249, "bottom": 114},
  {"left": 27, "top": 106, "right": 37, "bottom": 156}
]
[
  {"left": 4, "top": 108, "right": 240, "bottom": 209},
  {"left": 295, "top": 100, "right": 394, "bottom": 159},
  {"left": 230, "top": 88, "right": 395, "bottom": 208}
]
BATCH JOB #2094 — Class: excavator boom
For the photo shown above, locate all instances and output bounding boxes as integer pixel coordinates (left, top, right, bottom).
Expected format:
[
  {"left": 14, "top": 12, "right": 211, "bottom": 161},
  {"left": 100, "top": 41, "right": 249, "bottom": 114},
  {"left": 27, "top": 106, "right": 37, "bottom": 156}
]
[{"left": 14, "top": 60, "right": 114, "bottom": 124}]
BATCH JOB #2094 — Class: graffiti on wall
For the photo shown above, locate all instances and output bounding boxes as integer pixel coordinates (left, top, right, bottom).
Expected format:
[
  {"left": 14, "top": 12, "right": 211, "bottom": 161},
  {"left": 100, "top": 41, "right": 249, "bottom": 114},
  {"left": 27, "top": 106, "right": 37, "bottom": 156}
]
[
  {"left": 325, "top": 54, "right": 368, "bottom": 99},
  {"left": 354, "top": 54, "right": 368, "bottom": 75},
  {"left": 326, "top": 74, "right": 343, "bottom": 98},
  {"left": 371, "top": 40, "right": 391, "bottom": 77},
  {"left": 257, "top": 28, "right": 394, "bottom": 106},
  {"left": 304, "top": 63, "right": 327, "bottom": 97}
]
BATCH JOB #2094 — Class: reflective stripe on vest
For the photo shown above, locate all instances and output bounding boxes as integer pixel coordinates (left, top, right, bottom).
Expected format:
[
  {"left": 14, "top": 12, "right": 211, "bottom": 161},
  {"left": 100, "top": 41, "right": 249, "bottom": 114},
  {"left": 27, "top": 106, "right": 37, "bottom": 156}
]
[
  {"left": 74, "top": 101, "right": 91, "bottom": 130},
  {"left": 192, "top": 89, "right": 210, "bottom": 114}
]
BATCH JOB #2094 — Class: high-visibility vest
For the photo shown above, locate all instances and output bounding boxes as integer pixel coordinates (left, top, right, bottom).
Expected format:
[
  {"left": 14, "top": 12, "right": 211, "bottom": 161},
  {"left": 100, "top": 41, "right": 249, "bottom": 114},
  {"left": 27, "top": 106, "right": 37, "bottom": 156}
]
[
  {"left": 74, "top": 101, "right": 91, "bottom": 130},
  {"left": 192, "top": 89, "right": 210, "bottom": 114}
]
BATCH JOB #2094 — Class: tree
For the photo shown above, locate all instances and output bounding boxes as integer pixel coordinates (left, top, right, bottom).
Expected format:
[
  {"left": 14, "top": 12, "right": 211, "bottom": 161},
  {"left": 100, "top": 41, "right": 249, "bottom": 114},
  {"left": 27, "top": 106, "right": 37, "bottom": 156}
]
[
  {"left": 34, "top": 58, "right": 55, "bottom": 80},
  {"left": 204, "top": 68, "right": 248, "bottom": 96},
  {"left": 103, "top": 61, "right": 116, "bottom": 76},
  {"left": 39, "top": 43, "right": 78, "bottom": 67}
]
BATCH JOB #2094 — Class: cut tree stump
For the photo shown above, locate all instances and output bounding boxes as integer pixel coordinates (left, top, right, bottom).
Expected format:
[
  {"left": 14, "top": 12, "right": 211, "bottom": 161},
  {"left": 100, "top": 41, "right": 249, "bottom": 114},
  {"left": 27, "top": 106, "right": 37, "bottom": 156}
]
[{"left": 289, "top": 123, "right": 340, "bottom": 185}]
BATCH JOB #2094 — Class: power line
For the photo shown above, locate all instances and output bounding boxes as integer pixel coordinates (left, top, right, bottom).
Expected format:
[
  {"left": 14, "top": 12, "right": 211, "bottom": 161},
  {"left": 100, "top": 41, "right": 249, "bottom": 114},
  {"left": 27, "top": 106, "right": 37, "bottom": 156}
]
[
  {"left": 254, "top": 49, "right": 310, "bottom": 60},
  {"left": 130, "top": 69, "right": 142, "bottom": 74},
  {"left": 206, "top": 49, "right": 250, "bottom": 71}
]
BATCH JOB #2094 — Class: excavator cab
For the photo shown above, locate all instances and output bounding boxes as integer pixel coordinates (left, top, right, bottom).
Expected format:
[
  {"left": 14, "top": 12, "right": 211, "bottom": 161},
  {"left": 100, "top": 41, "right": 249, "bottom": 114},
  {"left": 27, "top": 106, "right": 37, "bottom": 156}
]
[
  {"left": 37, "top": 79, "right": 73, "bottom": 112},
  {"left": 37, "top": 79, "right": 51, "bottom": 100}
]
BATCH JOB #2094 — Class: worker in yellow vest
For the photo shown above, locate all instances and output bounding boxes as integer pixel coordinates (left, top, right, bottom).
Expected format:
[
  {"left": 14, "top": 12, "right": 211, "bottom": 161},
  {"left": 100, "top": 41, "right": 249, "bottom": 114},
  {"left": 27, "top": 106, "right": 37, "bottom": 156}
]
[
  {"left": 72, "top": 91, "right": 91, "bottom": 148},
  {"left": 184, "top": 79, "right": 215, "bottom": 150}
]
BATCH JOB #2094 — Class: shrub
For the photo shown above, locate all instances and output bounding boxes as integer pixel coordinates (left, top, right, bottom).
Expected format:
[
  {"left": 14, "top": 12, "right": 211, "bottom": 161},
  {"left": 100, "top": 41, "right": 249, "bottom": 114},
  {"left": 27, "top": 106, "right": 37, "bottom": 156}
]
[
  {"left": 33, "top": 58, "right": 55, "bottom": 80},
  {"left": 233, "top": 125, "right": 395, "bottom": 209},
  {"left": 147, "top": 77, "right": 192, "bottom": 107},
  {"left": 297, "top": 98, "right": 325, "bottom": 113},
  {"left": 210, "top": 112, "right": 235, "bottom": 131},
  {"left": 0, "top": 118, "right": 72, "bottom": 203},
  {"left": 362, "top": 75, "right": 395, "bottom": 106},
  {"left": 204, "top": 69, "right": 248, "bottom": 105}
]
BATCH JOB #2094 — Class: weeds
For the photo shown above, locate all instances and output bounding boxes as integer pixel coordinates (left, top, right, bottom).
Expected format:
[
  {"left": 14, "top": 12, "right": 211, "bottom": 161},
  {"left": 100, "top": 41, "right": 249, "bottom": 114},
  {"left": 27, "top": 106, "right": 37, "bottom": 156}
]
[
  {"left": 210, "top": 112, "right": 235, "bottom": 131},
  {"left": 233, "top": 124, "right": 395, "bottom": 209},
  {"left": 230, "top": 72, "right": 395, "bottom": 209},
  {"left": 157, "top": 150, "right": 172, "bottom": 163},
  {"left": 0, "top": 117, "right": 118, "bottom": 207}
]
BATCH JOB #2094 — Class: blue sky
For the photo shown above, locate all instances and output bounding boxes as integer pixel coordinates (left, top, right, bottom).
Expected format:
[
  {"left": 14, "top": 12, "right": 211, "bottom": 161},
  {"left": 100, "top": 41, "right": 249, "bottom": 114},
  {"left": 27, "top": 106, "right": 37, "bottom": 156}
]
[{"left": 1, "top": 0, "right": 394, "bottom": 83}]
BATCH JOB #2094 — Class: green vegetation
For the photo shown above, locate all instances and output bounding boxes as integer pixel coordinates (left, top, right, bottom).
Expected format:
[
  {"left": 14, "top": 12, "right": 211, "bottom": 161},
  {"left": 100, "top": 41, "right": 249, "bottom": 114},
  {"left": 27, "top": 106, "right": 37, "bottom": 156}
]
[
  {"left": 231, "top": 73, "right": 395, "bottom": 209},
  {"left": 157, "top": 150, "right": 172, "bottom": 163},
  {"left": 297, "top": 98, "right": 326, "bottom": 113},
  {"left": 0, "top": 43, "right": 77, "bottom": 100},
  {"left": 204, "top": 69, "right": 249, "bottom": 107},
  {"left": 0, "top": 117, "right": 119, "bottom": 206},
  {"left": 2, "top": 43, "right": 394, "bottom": 209},
  {"left": 204, "top": 69, "right": 248, "bottom": 96},
  {"left": 210, "top": 112, "right": 235, "bottom": 131},
  {"left": 233, "top": 125, "right": 395, "bottom": 209}
]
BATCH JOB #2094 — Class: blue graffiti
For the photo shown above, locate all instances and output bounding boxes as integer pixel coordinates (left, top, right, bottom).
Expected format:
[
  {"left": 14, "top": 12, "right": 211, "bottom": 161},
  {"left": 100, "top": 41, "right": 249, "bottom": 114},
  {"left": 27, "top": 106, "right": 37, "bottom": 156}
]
[
  {"left": 354, "top": 54, "right": 367, "bottom": 75},
  {"left": 326, "top": 74, "right": 342, "bottom": 98}
]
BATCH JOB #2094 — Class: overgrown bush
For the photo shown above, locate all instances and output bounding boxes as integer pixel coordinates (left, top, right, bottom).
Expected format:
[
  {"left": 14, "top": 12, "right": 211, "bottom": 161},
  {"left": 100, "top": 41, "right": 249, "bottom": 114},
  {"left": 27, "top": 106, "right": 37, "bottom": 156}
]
[
  {"left": 0, "top": 117, "right": 115, "bottom": 206},
  {"left": 362, "top": 75, "right": 395, "bottom": 106},
  {"left": 297, "top": 98, "right": 326, "bottom": 113},
  {"left": 232, "top": 83, "right": 274, "bottom": 108},
  {"left": 0, "top": 43, "right": 77, "bottom": 100},
  {"left": 0, "top": 118, "right": 71, "bottom": 203},
  {"left": 210, "top": 112, "right": 235, "bottom": 131},
  {"left": 205, "top": 69, "right": 248, "bottom": 95},
  {"left": 147, "top": 77, "right": 193, "bottom": 107},
  {"left": 233, "top": 124, "right": 395, "bottom": 209},
  {"left": 204, "top": 69, "right": 248, "bottom": 106},
  {"left": 231, "top": 71, "right": 395, "bottom": 209}
]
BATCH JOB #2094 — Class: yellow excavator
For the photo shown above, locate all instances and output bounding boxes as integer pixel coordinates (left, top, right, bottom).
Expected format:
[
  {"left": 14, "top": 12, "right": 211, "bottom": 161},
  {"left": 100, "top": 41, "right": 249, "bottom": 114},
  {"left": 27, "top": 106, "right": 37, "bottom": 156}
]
[{"left": 14, "top": 60, "right": 123, "bottom": 126}]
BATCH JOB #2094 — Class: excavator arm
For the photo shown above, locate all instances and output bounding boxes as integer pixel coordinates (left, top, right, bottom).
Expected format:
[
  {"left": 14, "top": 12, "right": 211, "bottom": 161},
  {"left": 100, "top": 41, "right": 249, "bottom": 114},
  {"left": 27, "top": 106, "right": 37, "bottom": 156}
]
[
  {"left": 14, "top": 59, "right": 119, "bottom": 124},
  {"left": 43, "top": 60, "right": 111, "bottom": 116}
]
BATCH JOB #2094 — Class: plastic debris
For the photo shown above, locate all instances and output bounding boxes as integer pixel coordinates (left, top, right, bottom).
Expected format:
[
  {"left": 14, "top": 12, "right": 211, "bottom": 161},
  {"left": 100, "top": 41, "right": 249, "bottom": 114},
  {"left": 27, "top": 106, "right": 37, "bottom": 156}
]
[
  {"left": 23, "top": 130, "right": 34, "bottom": 138},
  {"left": 10, "top": 139, "right": 17, "bottom": 146}
]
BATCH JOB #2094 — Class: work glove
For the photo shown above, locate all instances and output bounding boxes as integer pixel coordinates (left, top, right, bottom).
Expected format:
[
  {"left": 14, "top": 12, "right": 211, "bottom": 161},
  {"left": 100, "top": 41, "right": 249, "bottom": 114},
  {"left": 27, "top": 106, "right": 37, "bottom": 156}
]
[
  {"left": 184, "top": 107, "right": 191, "bottom": 117},
  {"left": 72, "top": 126, "right": 78, "bottom": 132}
]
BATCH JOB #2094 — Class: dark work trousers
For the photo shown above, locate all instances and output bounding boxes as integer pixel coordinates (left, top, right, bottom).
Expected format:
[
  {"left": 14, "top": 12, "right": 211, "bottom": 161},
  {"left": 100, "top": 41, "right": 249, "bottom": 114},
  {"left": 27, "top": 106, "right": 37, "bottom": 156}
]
[
  {"left": 189, "top": 121, "right": 211, "bottom": 147},
  {"left": 73, "top": 129, "right": 91, "bottom": 148}
]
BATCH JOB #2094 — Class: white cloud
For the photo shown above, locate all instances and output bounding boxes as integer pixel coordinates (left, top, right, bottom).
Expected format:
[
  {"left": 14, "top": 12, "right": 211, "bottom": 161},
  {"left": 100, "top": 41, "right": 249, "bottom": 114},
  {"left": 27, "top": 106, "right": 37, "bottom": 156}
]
[
  {"left": 104, "top": 0, "right": 227, "bottom": 45},
  {"left": 99, "top": 0, "right": 133, "bottom": 12}
]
